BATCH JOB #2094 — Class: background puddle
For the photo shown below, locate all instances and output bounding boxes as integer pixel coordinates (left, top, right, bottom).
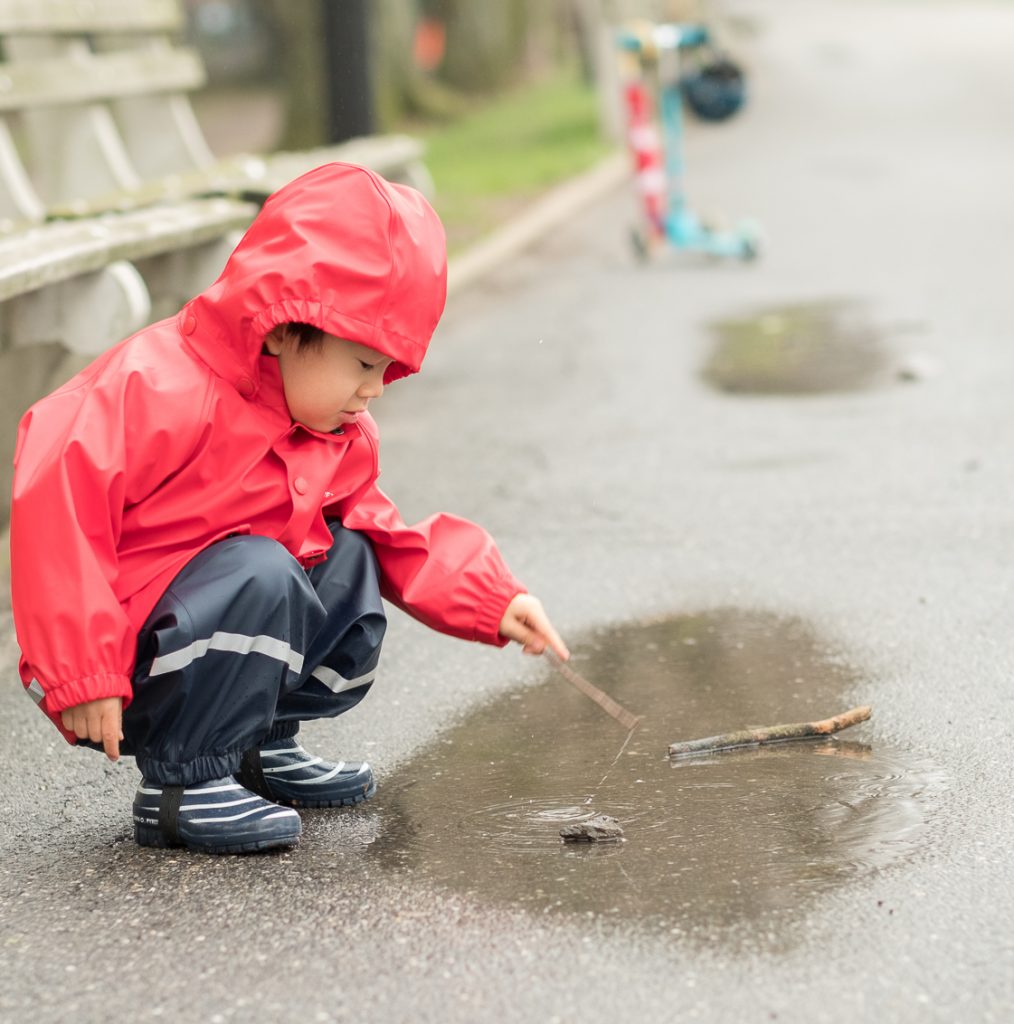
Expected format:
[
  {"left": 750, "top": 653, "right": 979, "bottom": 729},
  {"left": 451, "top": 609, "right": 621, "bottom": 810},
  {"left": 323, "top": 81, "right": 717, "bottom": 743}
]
[
  {"left": 703, "top": 300, "right": 889, "bottom": 394},
  {"left": 367, "top": 611, "right": 944, "bottom": 944}
]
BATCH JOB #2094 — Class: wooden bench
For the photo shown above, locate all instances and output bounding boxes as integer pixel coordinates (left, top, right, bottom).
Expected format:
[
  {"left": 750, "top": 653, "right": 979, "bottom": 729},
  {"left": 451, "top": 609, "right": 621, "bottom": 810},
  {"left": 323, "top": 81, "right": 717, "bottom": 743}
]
[
  {"left": 0, "top": 0, "right": 430, "bottom": 298},
  {"left": 0, "top": 0, "right": 431, "bottom": 218},
  {"left": 0, "top": 0, "right": 430, "bottom": 528}
]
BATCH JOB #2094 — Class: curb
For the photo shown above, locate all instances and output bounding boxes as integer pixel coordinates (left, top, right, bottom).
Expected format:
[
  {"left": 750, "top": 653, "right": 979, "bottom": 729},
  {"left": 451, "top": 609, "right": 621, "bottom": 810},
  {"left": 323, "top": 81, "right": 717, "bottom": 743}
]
[{"left": 446, "top": 150, "right": 629, "bottom": 298}]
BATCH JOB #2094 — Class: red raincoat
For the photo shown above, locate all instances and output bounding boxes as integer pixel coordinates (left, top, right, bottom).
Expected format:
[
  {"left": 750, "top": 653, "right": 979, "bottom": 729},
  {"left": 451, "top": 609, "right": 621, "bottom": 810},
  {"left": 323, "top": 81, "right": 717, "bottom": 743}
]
[{"left": 10, "top": 163, "right": 524, "bottom": 742}]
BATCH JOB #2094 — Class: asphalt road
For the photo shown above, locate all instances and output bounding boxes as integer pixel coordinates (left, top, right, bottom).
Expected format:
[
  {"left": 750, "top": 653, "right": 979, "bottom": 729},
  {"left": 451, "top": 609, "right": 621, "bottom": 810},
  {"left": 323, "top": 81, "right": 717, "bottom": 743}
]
[{"left": 3, "top": 1, "right": 1013, "bottom": 1021}]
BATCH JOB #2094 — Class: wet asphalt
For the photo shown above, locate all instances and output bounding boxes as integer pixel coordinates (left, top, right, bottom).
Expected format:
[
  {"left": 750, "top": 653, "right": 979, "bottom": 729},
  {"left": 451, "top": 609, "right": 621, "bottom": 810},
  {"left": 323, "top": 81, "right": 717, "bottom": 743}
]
[{"left": 3, "top": 1, "right": 1014, "bottom": 1021}]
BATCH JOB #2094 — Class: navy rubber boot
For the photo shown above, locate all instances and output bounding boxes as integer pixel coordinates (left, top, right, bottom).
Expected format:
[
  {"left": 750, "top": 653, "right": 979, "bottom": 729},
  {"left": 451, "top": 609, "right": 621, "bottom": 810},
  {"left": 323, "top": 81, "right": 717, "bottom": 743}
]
[
  {"left": 132, "top": 776, "right": 302, "bottom": 854},
  {"left": 237, "top": 738, "right": 376, "bottom": 808}
]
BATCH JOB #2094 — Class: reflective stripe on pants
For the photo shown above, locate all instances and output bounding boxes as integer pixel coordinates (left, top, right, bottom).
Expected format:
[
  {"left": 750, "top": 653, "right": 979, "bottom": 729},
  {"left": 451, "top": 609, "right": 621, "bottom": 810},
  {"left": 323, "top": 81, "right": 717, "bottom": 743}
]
[{"left": 119, "top": 523, "right": 385, "bottom": 785}]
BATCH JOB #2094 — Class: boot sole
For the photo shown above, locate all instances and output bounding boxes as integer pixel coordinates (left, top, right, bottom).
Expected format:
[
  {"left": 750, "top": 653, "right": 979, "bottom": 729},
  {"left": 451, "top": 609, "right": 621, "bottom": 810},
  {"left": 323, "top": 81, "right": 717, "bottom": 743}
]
[
  {"left": 134, "top": 824, "right": 300, "bottom": 854},
  {"left": 273, "top": 778, "right": 377, "bottom": 809}
]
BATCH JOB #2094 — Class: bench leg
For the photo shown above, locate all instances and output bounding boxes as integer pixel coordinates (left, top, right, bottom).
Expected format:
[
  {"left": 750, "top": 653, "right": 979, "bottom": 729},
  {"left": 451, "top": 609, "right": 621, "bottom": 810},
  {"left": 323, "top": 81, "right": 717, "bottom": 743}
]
[
  {"left": 4, "top": 261, "right": 150, "bottom": 355},
  {"left": 133, "top": 232, "right": 243, "bottom": 322}
]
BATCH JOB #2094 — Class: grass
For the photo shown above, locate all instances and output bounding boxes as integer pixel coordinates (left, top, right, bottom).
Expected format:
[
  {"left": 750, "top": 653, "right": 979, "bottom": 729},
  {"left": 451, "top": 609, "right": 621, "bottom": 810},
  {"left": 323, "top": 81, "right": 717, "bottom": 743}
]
[{"left": 407, "top": 69, "right": 616, "bottom": 253}]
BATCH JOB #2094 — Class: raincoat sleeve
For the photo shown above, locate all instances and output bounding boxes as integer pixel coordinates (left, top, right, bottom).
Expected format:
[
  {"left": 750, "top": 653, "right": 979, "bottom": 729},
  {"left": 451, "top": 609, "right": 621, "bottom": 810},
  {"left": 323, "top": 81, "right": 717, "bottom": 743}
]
[
  {"left": 337, "top": 481, "right": 525, "bottom": 647},
  {"left": 10, "top": 366, "right": 208, "bottom": 725}
]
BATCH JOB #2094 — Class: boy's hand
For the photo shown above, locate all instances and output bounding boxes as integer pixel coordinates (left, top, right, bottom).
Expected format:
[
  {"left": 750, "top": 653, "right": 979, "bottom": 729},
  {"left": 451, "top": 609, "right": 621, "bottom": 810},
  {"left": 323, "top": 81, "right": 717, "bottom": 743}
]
[
  {"left": 60, "top": 697, "right": 124, "bottom": 761},
  {"left": 498, "top": 594, "right": 570, "bottom": 661}
]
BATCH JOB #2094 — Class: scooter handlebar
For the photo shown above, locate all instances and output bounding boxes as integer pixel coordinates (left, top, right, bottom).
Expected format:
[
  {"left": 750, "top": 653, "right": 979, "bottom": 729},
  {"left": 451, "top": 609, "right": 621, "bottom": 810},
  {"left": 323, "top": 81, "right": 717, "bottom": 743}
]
[{"left": 615, "top": 22, "right": 710, "bottom": 54}]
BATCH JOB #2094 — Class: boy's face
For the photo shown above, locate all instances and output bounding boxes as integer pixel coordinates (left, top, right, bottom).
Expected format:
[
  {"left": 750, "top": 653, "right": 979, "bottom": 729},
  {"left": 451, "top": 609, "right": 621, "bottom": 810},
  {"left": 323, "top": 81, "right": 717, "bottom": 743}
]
[{"left": 264, "top": 328, "right": 394, "bottom": 433}]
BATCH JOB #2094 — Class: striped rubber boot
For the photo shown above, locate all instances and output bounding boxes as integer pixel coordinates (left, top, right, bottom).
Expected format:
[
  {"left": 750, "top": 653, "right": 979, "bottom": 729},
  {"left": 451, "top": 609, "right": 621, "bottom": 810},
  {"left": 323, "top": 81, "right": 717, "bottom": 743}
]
[
  {"left": 238, "top": 739, "right": 376, "bottom": 809},
  {"left": 132, "top": 776, "right": 302, "bottom": 854}
]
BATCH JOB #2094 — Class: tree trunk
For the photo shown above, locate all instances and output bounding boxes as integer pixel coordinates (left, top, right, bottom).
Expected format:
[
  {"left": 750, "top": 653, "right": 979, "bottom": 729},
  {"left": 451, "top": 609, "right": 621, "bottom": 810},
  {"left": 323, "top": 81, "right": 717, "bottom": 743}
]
[
  {"left": 431, "top": 0, "right": 531, "bottom": 93},
  {"left": 372, "top": 0, "right": 419, "bottom": 126},
  {"left": 259, "top": 0, "right": 328, "bottom": 150}
]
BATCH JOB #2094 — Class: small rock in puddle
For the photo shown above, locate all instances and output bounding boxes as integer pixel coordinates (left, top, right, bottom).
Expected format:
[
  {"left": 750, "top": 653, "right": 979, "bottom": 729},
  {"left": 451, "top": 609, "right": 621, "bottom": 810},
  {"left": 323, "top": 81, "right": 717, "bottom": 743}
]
[
  {"left": 560, "top": 814, "right": 624, "bottom": 843},
  {"left": 367, "top": 610, "right": 945, "bottom": 948},
  {"left": 703, "top": 300, "right": 890, "bottom": 394}
]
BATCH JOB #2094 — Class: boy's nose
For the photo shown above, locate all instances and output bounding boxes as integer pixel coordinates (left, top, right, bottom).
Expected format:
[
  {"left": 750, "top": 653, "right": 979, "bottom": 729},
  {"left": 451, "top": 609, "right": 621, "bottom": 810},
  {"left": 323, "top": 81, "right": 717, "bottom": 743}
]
[{"left": 360, "top": 379, "right": 384, "bottom": 399}]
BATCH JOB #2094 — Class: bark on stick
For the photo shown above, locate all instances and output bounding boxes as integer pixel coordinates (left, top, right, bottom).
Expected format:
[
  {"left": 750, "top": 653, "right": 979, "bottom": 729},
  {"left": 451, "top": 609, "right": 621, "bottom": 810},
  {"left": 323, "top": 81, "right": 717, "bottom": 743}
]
[
  {"left": 546, "top": 649, "right": 641, "bottom": 731},
  {"left": 667, "top": 706, "right": 872, "bottom": 759}
]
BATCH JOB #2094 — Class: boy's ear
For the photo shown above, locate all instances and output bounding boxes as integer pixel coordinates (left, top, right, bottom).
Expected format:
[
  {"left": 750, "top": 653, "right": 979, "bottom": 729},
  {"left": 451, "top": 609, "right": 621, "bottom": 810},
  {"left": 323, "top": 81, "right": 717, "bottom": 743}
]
[{"left": 263, "top": 327, "right": 285, "bottom": 356}]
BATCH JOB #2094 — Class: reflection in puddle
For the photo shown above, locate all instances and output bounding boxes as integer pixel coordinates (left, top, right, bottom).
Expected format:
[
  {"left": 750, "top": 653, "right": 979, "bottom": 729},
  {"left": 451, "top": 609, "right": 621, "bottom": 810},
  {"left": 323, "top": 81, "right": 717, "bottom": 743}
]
[
  {"left": 703, "top": 300, "right": 889, "bottom": 394},
  {"left": 366, "top": 611, "right": 944, "bottom": 944}
]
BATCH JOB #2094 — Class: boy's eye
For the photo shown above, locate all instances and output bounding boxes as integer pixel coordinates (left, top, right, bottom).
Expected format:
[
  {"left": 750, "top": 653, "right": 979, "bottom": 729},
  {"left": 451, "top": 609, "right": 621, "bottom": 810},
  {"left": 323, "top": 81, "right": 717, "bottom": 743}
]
[{"left": 358, "top": 360, "right": 376, "bottom": 371}]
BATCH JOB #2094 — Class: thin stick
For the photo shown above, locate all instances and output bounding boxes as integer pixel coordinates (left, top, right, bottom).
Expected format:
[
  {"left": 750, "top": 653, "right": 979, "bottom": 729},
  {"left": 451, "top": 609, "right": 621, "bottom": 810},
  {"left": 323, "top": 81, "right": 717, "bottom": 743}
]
[
  {"left": 583, "top": 723, "right": 639, "bottom": 806},
  {"left": 545, "top": 649, "right": 642, "bottom": 731},
  {"left": 667, "top": 705, "right": 872, "bottom": 759}
]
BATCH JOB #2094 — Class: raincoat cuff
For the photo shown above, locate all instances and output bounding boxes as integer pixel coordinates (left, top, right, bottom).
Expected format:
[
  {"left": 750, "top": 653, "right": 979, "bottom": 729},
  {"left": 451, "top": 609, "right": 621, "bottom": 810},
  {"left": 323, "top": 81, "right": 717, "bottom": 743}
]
[
  {"left": 474, "top": 577, "right": 527, "bottom": 647},
  {"left": 43, "top": 672, "right": 134, "bottom": 715}
]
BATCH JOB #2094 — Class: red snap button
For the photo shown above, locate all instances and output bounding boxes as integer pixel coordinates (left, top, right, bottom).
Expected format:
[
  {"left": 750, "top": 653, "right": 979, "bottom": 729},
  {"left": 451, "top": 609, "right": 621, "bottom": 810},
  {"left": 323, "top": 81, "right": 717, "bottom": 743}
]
[
  {"left": 180, "top": 312, "right": 197, "bottom": 335},
  {"left": 293, "top": 476, "right": 309, "bottom": 494},
  {"left": 236, "top": 377, "right": 255, "bottom": 398}
]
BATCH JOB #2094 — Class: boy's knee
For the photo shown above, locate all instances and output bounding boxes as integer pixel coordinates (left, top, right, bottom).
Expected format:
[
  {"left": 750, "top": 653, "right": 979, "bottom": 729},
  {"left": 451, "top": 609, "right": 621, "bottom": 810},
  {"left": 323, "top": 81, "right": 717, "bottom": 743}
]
[
  {"left": 226, "top": 534, "right": 301, "bottom": 577},
  {"left": 200, "top": 535, "right": 314, "bottom": 608},
  {"left": 327, "top": 524, "right": 377, "bottom": 570},
  {"left": 315, "top": 524, "right": 382, "bottom": 594}
]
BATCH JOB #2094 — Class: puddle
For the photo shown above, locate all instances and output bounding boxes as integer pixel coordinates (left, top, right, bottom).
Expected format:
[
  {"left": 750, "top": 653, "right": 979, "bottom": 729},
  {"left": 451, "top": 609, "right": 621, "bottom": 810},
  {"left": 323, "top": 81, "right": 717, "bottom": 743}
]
[
  {"left": 703, "top": 301, "right": 890, "bottom": 394},
  {"left": 367, "top": 611, "right": 944, "bottom": 945}
]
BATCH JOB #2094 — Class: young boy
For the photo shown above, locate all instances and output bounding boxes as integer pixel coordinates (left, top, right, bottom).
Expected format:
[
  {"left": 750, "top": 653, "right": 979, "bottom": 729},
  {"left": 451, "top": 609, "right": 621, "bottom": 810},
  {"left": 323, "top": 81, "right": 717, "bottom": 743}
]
[{"left": 10, "top": 162, "right": 568, "bottom": 855}]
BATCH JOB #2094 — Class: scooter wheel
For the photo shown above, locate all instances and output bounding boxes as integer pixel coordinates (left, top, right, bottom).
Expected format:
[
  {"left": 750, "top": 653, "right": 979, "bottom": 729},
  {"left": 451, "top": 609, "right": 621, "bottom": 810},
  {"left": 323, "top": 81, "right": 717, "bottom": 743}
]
[
  {"left": 629, "top": 226, "right": 650, "bottom": 263},
  {"left": 740, "top": 237, "right": 760, "bottom": 261}
]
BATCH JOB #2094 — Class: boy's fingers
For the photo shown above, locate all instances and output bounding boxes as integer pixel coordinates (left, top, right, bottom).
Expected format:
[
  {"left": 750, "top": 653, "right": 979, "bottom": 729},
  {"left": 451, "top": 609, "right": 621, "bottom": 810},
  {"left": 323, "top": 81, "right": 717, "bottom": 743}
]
[
  {"left": 70, "top": 709, "right": 88, "bottom": 739},
  {"left": 524, "top": 614, "right": 569, "bottom": 661},
  {"left": 510, "top": 619, "right": 547, "bottom": 656},
  {"left": 501, "top": 597, "right": 569, "bottom": 661},
  {"left": 101, "top": 707, "right": 122, "bottom": 761},
  {"left": 86, "top": 708, "right": 104, "bottom": 743},
  {"left": 542, "top": 626, "right": 569, "bottom": 661},
  {"left": 545, "top": 636, "right": 570, "bottom": 660},
  {"left": 102, "top": 727, "right": 120, "bottom": 761},
  {"left": 60, "top": 701, "right": 121, "bottom": 759},
  {"left": 527, "top": 609, "right": 569, "bottom": 661}
]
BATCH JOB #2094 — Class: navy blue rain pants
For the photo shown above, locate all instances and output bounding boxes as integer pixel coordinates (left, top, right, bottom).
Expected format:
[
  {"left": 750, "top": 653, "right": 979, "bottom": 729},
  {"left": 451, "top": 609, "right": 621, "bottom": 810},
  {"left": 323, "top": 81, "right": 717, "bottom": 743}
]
[{"left": 117, "top": 523, "right": 386, "bottom": 786}]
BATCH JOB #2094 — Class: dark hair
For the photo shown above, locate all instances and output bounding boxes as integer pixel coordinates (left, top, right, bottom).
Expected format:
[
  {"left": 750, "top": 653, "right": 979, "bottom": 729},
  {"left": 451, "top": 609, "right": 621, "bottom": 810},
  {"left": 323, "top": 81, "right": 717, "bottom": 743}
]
[{"left": 284, "top": 322, "right": 325, "bottom": 349}]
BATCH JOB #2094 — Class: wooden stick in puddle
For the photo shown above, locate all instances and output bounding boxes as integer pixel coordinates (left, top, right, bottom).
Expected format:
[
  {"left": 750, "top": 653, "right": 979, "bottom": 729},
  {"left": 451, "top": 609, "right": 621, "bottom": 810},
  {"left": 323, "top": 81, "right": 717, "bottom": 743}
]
[
  {"left": 668, "top": 705, "right": 872, "bottom": 759},
  {"left": 545, "top": 649, "right": 641, "bottom": 731}
]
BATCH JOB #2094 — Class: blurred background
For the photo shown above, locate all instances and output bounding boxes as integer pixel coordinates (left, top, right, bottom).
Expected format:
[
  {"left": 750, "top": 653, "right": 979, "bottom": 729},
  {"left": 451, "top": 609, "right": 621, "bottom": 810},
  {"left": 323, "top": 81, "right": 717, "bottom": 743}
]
[{"left": 184, "top": 0, "right": 721, "bottom": 252}]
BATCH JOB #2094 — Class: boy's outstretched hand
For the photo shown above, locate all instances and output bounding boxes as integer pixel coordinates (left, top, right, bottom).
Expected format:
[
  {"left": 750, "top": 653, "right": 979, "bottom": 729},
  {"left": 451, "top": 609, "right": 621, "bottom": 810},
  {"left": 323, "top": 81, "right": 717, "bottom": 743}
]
[
  {"left": 61, "top": 697, "right": 123, "bottom": 761},
  {"left": 498, "top": 594, "right": 570, "bottom": 661}
]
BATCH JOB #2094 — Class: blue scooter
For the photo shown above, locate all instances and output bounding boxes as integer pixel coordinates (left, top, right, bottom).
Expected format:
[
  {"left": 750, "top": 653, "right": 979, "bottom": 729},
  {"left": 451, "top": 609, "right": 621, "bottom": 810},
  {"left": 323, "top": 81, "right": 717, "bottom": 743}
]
[{"left": 616, "top": 22, "right": 759, "bottom": 262}]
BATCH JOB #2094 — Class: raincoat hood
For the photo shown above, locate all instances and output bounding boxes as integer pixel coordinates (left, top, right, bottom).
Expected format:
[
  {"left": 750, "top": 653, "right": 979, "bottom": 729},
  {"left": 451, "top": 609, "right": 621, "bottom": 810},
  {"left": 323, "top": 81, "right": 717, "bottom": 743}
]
[{"left": 180, "top": 162, "right": 447, "bottom": 391}]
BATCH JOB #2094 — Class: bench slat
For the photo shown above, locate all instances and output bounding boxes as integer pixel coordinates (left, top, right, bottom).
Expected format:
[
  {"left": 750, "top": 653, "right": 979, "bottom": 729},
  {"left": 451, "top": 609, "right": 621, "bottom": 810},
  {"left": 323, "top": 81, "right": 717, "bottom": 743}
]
[
  {"left": 0, "top": 0, "right": 181, "bottom": 34},
  {"left": 0, "top": 196, "right": 254, "bottom": 300},
  {"left": 102, "top": 196, "right": 254, "bottom": 263},
  {"left": 0, "top": 46, "right": 205, "bottom": 111},
  {"left": 41, "top": 135, "right": 430, "bottom": 219},
  {"left": 228, "top": 135, "right": 430, "bottom": 197}
]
